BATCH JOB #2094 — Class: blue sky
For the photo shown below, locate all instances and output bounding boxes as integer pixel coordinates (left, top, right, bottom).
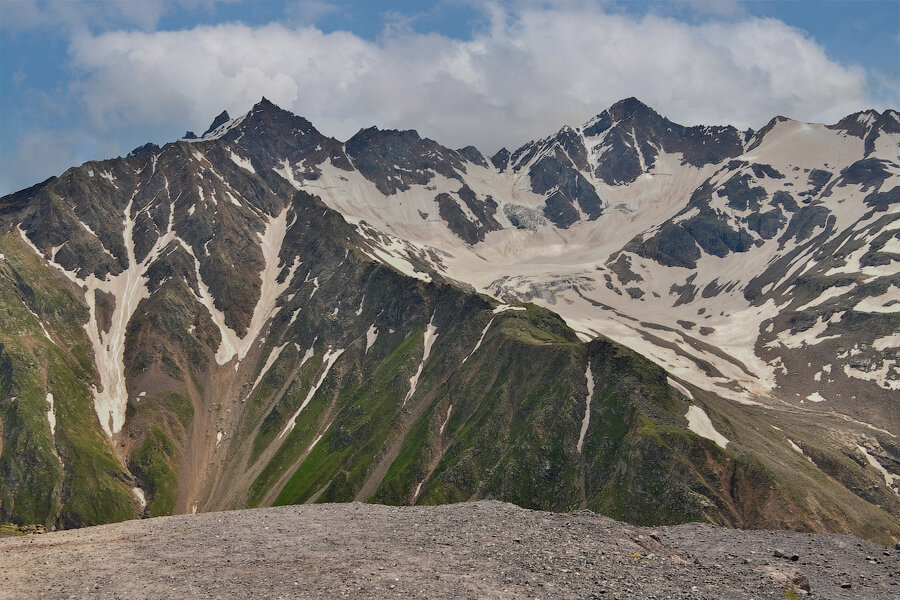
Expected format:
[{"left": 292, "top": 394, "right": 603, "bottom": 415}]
[{"left": 1, "top": 0, "right": 898, "bottom": 195}]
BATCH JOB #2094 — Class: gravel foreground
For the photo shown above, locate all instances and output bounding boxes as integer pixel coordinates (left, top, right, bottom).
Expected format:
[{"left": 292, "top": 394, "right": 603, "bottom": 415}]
[{"left": 1, "top": 501, "right": 897, "bottom": 599}]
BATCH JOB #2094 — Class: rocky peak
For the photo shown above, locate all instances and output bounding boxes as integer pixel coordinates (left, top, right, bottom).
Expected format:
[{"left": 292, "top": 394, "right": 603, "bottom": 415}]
[
  {"left": 237, "top": 97, "right": 318, "bottom": 140},
  {"left": 491, "top": 147, "right": 511, "bottom": 171},
  {"left": 583, "top": 110, "right": 613, "bottom": 137},
  {"left": 202, "top": 110, "right": 231, "bottom": 137},
  {"left": 607, "top": 97, "right": 658, "bottom": 124},
  {"left": 127, "top": 142, "right": 160, "bottom": 158},
  {"left": 456, "top": 145, "right": 489, "bottom": 168},
  {"left": 204, "top": 98, "right": 352, "bottom": 177},
  {"left": 345, "top": 126, "right": 465, "bottom": 195},
  {"left": 828, "top": 109, "right": 900, "bottom": 156}
]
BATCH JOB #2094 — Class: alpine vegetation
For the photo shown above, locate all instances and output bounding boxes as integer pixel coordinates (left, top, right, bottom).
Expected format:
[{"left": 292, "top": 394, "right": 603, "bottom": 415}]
[{"left": 0, "top": 98, "right": 897, "bottom": 544}]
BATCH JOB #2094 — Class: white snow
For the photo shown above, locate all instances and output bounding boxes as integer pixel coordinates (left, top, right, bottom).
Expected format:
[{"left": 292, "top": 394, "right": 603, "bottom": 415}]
[
  {"left": 228, "top": 150, "right": 255, "bottom": 173},
  {"left": 843, "top": 359, "right": 900, "bottom": 391},
  {"left": 21, "top": 197, "right": 178, "bottom": 436},
  {"left": 274, "top": 159, "right": 302, "bottom": 189},
  {"left": 278, "top": 119, "right": 889, "bottom": 411},
  {"left": 26, "top": 306, "right": 53, "bottom": 342},
  {"left": 667, "top": 376, "right": 694, "bottom": 400},
  {"left": 806, "top": 392, "right": 827, "bottom": 403},
  {"left": 279, "top": 346, "right": 344, "bottom": 439},
  {"left": 309, "top": 277, "right": 319, "bottom": 299},
  {"left": 853, "top": 284, "right": 900, "bottom": 313},
  {"left": 685, "top": 405, "right": 729, "bottom": 448},
  {"left": 576, "top": 362, "right": 595, "bottom": 453},
  {"left": 873, "top": 334, "right": 900, "bottom": 351},
  {"left": 413, "top": 480, "right": 425, "bottom": 501},
  {"left": 20, "top": 201, "right": 301, "bottom": 436},
  {"left": 216, "top": 430, "right": 223, "bottom": 447},
  {"left": 46, "top": 393, "right": 56, "bottom": 435},
  {"left": 439, "top": 404, "right": 453, "bottom": 435},
  {"left": 461, "top": 317, "right": 493, "bottom": 364},
  {"left": 306, "top": 432, "right": 326, "bottom": 454},
  {"left": 402, "top": 316, "right": 439, "bottom": 406},
  {"left": 185, "top": 208, "right": 300, "bottom": 366},
  {"left": 133, "top": 487, "right": 147, "bottom": 511},
  {"left": 251, "top": 342, "right": 289, "bottom": 393},
  {"left": 198, "top": 112, "right": 247, "bottom": 141},
  {"left": 795, "top": 284, "right": 855, "bottom": 311},
  {"left": 225, "top": 191, "right": 242, "bottom": 207},
  {"left": 880, "top": 236, "right": 900, "bottom": 255},
  {"left": 767, "top": 312, "right": 844, "bottom": 349},
  {"left": 492, "top": 304, "right": 527, "bottom": 314},
  {"left": 787, "top": 439, "right": 815, "bottom": 464},
  {"left": 365, "top": 324, "right": 378, "bottom": 354},
  {"left": 857, "top": 444, "right": 900, "bottom": 496}
]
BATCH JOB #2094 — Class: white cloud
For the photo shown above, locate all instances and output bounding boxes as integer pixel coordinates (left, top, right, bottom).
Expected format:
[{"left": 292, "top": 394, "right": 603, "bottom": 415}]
[
  {"left": 3, "top": 3, "right": 884, "bottom": 194},
  {"left": 65, "top": 5, "right": 875, "bottom": 155}
]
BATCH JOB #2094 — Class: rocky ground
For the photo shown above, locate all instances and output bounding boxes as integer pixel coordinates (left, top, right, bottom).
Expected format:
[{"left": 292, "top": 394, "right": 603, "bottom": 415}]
[{"left": 1, "top": 501, "right": 897, "bottom": 599}]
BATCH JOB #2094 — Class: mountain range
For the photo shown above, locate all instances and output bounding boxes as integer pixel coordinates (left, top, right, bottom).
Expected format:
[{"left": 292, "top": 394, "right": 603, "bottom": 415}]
[{"left": 1, "top": 97, "right": 897, "bottom": 543}]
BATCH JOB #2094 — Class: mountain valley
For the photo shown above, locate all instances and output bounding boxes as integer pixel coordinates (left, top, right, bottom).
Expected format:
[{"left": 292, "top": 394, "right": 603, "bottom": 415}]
[{"left": 1, "top": 97, "right": 897, "bottom": 544}]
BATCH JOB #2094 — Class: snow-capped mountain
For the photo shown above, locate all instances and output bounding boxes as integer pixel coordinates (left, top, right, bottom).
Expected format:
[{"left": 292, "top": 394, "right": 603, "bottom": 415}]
[
  {"left": 291, "top": 98, "right": 899, "bottom": 412},
  {"left": 1, "top": 98, "right": 897, "bottom": 542}
]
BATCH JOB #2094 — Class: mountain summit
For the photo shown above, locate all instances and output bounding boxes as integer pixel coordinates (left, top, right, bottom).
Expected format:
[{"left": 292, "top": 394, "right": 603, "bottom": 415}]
[{"left": 0, "top": 98, "right": 897, "bottom": 542}]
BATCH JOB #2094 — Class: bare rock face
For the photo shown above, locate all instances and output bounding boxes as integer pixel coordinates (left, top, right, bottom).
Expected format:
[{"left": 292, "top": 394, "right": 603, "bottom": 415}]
[{"left": 1, "top": 502, "right": 897, "bottom": 600}]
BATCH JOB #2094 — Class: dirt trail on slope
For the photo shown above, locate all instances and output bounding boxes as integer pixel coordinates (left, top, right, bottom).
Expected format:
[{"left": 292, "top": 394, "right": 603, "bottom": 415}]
[{"left": 2, "top": 502, "right": 897, "bottom": 600}]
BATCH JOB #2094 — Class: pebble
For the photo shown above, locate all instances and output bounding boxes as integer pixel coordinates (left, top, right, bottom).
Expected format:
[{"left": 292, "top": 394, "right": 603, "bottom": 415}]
[{"left": 0, "top": 501, "right": 896, "bottom": 599}]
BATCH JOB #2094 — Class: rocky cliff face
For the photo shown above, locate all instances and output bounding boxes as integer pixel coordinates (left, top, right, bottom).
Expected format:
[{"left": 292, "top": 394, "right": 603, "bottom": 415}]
[{"left": 0, "top": 98, "right": 897, "bottom": 543}]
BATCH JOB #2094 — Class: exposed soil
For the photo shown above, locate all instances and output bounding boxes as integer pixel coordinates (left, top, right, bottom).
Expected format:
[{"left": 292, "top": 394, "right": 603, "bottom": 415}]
[{"left": 1, "top": 501, "right": 897, "bottom": 599}]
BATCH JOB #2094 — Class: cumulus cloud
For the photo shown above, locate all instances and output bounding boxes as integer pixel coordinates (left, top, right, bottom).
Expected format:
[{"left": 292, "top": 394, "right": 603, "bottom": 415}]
[
  {"left": 65, "top": 4, "right": 874, "bottom": 155},
  {"left": 3, "top": 3, "right": 884, "bottom": 194}
]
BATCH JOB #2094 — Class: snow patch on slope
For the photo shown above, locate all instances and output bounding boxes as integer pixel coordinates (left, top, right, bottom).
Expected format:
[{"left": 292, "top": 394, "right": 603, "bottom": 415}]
[
  {"left": 853, "top": 284, "right": 900, "bottom": 313},
  {"left": 667, "top": 377, "right": 694, "bottom": 400},
  {"left": 21, "top": 197, "right": 178, "bottom": 436},
  {"left": 251, "top": 342, "right": 289, "bottom": 393},
  {"left": 45, "top": 393, "right": 56, "bottom": 436},
  {"left": 439, "top": 404, "right": 453, "bottom": 435},
  {"left": 365, "top": 324, "right": 378, "bottom": 354},
  {"left": 280, "top": 346, "right": 344, "bottom": 439},
  {"left": 403, "top": 316, "right": 439, "bottom": 406},
  {"left": 685, "top": 405, "right": 729, "bottom": 448},
  {"left": 857, "top": 445, "right": 900, "bottom": 496},
  {"left": 462, "top": 318, "right": 493, "bottom": 364},
  {"left": 184, "top": 208, "right": 299, "bottom": 367},
  {"left": 577, "top": 362, "right": 595, "bottom": 453},
  {"left": 26, "top": 306, "right": 53, "bottom": 342},
  {"left": 229, "top": 150, "right": 255, "bottom": 173},
  {"left": 133, "top": 487, "right": 147, "bottom": 512}
]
